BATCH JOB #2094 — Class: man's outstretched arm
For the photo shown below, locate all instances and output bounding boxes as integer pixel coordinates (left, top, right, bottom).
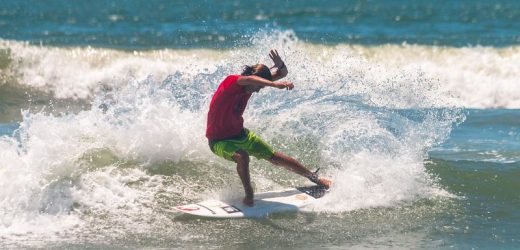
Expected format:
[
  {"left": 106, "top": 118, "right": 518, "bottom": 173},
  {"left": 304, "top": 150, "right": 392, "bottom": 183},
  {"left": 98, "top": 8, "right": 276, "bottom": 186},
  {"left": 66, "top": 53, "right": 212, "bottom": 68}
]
[{"left": 237, "top": 75, "right": 294, "bottom": 90}]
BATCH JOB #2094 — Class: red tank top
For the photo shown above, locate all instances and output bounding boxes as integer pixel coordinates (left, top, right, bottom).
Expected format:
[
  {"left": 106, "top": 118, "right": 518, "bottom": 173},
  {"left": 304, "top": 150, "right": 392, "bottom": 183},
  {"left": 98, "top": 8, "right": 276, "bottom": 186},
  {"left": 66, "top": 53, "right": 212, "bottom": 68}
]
[{"left": 206, "top": 75, "right": 252, "bottom": 141}]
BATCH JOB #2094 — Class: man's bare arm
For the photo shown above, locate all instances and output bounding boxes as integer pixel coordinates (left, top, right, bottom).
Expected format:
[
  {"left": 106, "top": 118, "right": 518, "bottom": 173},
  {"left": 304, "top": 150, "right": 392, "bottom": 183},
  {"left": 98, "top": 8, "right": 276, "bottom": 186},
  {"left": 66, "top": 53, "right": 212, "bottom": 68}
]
[{"left": 237, "top": 75, "right": 294, "bottom": 90}]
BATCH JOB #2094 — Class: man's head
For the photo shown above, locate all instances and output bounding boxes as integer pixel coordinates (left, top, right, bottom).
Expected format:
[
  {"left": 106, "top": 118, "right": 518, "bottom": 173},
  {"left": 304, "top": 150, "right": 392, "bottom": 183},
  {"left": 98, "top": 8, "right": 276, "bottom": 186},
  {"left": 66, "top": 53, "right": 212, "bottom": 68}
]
[
  {"left": 241, "top": 64, "right": 272, "bottom": 81},
  {"left": 241, "top": 64, "right": 272, "bottom": 93}
]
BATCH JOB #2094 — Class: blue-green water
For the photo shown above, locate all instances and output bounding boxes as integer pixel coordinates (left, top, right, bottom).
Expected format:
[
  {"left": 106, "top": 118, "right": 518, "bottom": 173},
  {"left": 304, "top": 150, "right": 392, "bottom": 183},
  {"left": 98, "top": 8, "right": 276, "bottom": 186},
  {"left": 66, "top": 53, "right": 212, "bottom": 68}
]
[
  {"left": 1, "top": 1, "right": 519, "bottom": 249},
  {"left": 2, "top": 0, "right": 520, "bottom": 48}
]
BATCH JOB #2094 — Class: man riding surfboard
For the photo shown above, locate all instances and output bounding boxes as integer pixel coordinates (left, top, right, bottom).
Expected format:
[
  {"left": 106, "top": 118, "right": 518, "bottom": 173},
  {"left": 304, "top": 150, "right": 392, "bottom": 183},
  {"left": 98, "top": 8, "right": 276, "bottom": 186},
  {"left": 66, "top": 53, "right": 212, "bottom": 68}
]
[{"left": 206, "top": 49, "right": 332, "bottom": 207}]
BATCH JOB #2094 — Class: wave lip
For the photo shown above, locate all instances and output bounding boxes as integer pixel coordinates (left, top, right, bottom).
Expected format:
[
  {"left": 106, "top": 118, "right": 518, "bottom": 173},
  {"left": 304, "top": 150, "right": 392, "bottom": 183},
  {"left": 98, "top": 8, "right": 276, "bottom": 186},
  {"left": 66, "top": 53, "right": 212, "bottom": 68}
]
[{"left": 2, "top": 37, "right": 520, "bottom": 109}]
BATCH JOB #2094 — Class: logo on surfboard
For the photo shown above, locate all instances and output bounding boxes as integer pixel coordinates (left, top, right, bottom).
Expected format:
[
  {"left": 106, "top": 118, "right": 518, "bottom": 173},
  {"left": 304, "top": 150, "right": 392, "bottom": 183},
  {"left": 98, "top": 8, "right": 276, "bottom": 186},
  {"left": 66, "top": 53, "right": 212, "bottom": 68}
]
[
  {"left": 176, "top": 205, "right": 200, "bottom": 211},
  {"left": 294, "top": 194, "right": 308, "bottom": 200},
  {"left": 221, "top": 205, "right": 241, "bottom": 213}
]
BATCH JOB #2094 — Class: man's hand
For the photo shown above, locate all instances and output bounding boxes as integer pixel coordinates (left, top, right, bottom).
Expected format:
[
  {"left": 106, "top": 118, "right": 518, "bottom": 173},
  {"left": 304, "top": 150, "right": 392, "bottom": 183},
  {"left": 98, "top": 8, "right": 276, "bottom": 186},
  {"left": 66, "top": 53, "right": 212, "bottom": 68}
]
[
  {"left": 269, "top": 49, "right": 285, "bottom": 69},
  {"left": 269, "top": 49, "right": 288, "bottom": 81},
  {"left": 276, "top": 81, "right": 294, "bottom": 90}
]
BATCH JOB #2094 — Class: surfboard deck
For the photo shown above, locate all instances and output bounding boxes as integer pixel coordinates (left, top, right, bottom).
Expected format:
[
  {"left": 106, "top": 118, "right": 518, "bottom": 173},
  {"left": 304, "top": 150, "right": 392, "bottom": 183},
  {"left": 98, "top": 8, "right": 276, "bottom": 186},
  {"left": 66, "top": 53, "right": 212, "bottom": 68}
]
[{"left": 171, "top": 186, "right": 327, "bottom": 218}]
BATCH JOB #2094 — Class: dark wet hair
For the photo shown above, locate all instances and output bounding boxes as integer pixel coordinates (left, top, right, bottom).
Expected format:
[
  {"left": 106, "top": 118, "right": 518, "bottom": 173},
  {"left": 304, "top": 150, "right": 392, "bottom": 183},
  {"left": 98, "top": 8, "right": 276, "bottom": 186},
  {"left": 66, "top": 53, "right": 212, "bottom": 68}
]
[{"left": 241, "top": 64, "right": 272, "bottom": 81}]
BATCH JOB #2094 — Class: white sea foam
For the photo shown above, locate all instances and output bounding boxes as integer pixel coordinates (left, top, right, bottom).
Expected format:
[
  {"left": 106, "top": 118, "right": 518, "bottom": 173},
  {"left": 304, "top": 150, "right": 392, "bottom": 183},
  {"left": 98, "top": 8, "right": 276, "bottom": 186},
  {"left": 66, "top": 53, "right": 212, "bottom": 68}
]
[
  {"left": 0, "top": 78, "right": 210, "bottom": 240},
  {"left": 1, "top": 39, "right": 227, "bottom": 99},
  {"left": 349, "top": 44, "right": 520, "bottom": 109}
]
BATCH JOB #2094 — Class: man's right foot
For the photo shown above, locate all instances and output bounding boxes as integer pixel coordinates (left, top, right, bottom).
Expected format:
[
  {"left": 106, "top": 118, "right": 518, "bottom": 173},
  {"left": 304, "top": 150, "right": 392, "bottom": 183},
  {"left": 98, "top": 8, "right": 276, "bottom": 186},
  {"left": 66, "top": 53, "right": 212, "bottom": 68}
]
[{"left": 242, "top": 196, "right": 254, "bottom": 207}]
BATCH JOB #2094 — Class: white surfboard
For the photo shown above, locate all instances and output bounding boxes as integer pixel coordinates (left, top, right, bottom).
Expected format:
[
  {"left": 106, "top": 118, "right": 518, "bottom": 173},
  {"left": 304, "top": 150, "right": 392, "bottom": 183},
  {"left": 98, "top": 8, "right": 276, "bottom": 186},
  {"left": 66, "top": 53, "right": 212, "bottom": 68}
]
[{"left": 171, "top": 186, "right": 327, "bottom": 218}]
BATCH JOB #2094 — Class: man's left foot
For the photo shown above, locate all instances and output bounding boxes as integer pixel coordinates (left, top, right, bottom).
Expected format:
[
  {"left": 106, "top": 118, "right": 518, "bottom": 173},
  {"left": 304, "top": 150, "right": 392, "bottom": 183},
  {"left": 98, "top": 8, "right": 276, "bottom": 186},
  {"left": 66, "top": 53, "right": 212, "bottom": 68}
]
[{"left": 307, "top": 168, "right": 332, "bottom": 189}]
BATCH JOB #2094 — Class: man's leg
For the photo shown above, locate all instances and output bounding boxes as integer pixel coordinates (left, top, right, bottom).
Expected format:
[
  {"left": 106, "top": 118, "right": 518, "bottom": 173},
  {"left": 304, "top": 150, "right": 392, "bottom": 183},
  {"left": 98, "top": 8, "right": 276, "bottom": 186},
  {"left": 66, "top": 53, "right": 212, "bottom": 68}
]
[
  {"left": 232, "top": 150, "right": 254, "bottom": 207},
  {"left": 268, "top": 151, "right": 332, "bottom": 188},
  {"left": 268, "top": 152, "right": 312, "bottom": 176}
]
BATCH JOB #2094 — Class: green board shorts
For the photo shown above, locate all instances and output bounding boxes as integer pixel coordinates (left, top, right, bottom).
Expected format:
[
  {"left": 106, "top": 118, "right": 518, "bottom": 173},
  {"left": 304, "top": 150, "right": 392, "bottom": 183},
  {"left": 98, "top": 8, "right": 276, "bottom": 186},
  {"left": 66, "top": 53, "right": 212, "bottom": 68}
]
[{"left": 209, "top": 129, "right": 275, "bottom": 162}]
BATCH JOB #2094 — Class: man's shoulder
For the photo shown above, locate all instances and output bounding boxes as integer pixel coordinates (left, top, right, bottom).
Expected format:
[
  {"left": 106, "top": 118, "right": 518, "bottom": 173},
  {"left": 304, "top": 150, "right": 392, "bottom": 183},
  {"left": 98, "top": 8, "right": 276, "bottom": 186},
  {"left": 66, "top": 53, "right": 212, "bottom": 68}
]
[
  {"left": 223, "top": 74, "right": 240, "bottom": 84},
  {"left": 219, "top": 75, "right": 242, "bottom": 92}
]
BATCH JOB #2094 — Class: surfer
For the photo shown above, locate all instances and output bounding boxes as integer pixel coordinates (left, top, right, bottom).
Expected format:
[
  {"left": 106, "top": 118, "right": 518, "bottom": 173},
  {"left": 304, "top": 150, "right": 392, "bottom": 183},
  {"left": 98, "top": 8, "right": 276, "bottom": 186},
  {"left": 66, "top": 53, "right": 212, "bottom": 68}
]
[{"left": 206, "top": 49, "right": 332, "bottom": 207}]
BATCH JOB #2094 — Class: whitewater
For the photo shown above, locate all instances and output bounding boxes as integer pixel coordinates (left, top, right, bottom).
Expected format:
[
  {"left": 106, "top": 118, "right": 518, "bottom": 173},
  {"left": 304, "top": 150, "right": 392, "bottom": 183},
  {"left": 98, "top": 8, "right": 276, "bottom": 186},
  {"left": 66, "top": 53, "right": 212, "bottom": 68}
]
[
  {"left": 1, "top": 30, "right": 519, "bottom": 248},
  {"left": 0, "top": 32, "right": 467, "bottom": 246}
]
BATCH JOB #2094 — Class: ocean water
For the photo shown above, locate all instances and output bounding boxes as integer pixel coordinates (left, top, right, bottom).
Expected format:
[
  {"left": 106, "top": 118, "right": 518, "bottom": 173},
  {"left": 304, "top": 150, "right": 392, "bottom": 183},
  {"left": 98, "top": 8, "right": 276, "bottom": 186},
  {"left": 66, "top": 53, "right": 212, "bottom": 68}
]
[{"left": 1, "top": 1, "right": 519, "bottom": 249}]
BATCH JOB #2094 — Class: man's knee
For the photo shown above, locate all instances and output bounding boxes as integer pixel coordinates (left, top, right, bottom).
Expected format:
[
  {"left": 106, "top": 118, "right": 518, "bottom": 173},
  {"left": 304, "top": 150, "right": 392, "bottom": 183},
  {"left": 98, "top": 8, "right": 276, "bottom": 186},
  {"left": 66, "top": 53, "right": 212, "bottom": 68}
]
[
  {"left": 268, "top": 152, "right": 282, "bottom": 165},
  {"left": 233, "top": 150, "right": 250, "bottom": 165}
]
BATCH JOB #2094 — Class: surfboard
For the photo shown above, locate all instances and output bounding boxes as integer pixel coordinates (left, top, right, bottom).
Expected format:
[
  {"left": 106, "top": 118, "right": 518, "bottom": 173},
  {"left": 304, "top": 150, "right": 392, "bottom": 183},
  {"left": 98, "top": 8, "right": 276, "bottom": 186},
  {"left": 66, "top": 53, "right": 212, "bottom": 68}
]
[{"left": 171, "top": 186, "right": 327, "bottom": 218}]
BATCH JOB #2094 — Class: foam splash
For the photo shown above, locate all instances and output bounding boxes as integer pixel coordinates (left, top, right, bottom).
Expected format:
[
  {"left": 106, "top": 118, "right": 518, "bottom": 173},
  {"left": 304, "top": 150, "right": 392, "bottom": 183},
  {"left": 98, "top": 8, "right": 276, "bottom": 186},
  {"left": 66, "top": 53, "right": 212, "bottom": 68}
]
[
  {"left": 0, "top": 31, "right": 464, "bottom": 242},
  {"left": 0, "top": 76, "right": 211, "bottom": 239}
]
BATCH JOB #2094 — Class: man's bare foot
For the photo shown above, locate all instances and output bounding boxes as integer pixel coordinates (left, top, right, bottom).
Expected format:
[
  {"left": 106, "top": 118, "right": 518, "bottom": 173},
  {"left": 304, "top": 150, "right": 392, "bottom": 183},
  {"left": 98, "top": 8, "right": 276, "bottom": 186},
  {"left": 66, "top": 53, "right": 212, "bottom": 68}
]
[
  {"left": 242, "top": 196, "right": 254, "bottom": 207},
  {"left": 317, "top": 178, "right": 332, "bottom": 189}
]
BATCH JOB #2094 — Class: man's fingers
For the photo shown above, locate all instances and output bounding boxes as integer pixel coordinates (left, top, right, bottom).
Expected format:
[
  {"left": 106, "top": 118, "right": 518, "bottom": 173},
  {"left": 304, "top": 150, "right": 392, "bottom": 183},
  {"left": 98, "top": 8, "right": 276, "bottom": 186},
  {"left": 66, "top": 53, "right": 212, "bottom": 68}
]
[
  {"left": 282, "top": 82, "right": 294, "bottom": 90},
  {"left": 269, "top": 49, "right": 285, "bottom": 69},
  {"left": 269, "top": 49, "right": 281, "bottom": 60},
  {"left": 269, "top": 52, "right": 276, "bottom": 62}
]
